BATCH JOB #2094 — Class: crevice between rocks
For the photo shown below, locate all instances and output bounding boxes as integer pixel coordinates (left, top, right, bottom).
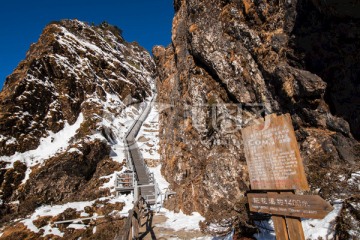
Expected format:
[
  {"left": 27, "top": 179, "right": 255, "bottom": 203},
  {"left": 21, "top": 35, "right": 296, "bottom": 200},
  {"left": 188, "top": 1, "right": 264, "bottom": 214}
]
[{"left": 191, "top": 53, "right": 240, "bottom": 104}]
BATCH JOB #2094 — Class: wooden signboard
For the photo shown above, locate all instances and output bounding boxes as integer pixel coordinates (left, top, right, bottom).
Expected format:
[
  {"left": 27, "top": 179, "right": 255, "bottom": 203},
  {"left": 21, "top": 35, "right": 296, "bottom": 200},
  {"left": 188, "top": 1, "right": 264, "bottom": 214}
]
[
  {"left": 248, "top": 193, "right": 334, "bottom": 219},
  {"left": 241, "top": 113, "right": 309, "bottom": 190},
  {"left": 242, "top": 114, "right": 334, "bottom": 240}
]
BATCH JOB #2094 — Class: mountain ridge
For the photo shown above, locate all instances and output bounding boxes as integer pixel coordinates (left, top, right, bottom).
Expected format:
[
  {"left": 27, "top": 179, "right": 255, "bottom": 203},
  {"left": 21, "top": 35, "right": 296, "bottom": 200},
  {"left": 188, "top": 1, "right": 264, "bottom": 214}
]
[{"left": 0, "top": 19, "right": 157, "bottom": 239}]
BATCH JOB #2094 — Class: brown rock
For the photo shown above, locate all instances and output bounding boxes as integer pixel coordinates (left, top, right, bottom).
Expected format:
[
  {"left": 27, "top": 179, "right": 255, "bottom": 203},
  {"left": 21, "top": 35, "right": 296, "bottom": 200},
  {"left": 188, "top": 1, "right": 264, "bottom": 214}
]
[
  {"left": 0, "top": 19, "right": 156, "bottom": 231},
  {"left": 155, "top": 0, "right": 360, "bottom": 236},
  {"left": 0, "top": 19, "right": 155, "bottom": 156},
  {"left": 33, "top": 216, "right": 52, "bottom": 229}
]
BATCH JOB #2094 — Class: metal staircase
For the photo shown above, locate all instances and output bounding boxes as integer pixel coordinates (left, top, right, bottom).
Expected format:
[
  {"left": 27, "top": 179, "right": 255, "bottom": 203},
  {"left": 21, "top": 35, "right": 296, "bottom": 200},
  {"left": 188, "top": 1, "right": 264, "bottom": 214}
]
[{"left": 115, "top": 94, "right": 161, "bottom": 209}]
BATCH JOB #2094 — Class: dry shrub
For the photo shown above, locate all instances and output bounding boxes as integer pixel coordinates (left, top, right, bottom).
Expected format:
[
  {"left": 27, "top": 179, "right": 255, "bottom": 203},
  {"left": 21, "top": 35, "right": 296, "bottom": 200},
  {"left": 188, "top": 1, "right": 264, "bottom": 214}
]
[
  {"left": 335, "top": 195, "right": 360, "bottom": 239},
  {"left": 0, "top": 223, "right": 40, "bottom": 240},
  {"left": 200, "top": 197, "right": 255, "bottom": 236},
  {"left": 86, "top": 217, "right": 125, "bottom": 240},
  {"left": 33, "top": 216, "right": 52, "bottom": 229},
  {"left": 189, "top": 24, "right": 198, "bottom": 33},
  {"left": 242, "top": 0, "right": 253, "bottom": 14}
]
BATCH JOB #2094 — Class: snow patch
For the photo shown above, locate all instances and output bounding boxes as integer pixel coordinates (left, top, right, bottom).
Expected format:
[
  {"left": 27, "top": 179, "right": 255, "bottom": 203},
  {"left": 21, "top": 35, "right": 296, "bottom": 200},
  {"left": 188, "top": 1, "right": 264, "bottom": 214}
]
[
  {"left": 0, "top": 135, "right": 5, "bottom": 141},
  {"left": 67, "top": 223, "right": 87, "bottom": 230},
  {"left": 80, "top": 212, "right": 90, "bottom": 217},
  {"left": 41, "top": 225, "right": 64, "bottom": 237},
  {"left": 5, "top": 137, "right": 17, "bottom": 145},
  {"left": 109, "top": 194, "right": 134, "bottom": 217},
  {"left": 136, "top": 105, "right": 160, "bottom": 160},
  {"left": 99, "top": 171, "right": 122, "bottom": 191},
  {"left": 0, "top": 113, "right": 84, "bottom": 184},
  {"left": 302, "top": 203, "right": 342, "bottom": 239},
  {"left": 23, "top": 200, "right": 94, "bottom": 223},
  {"left": 148, "top": 165, "right": 169, "bottom": 192},
  {"left": 20, "top": 194, "right": 134, "bottom": 237},
  {"left": 68, "top": 147, "right": 83, "bottom": 155},
  {"left": 157, "top": 209, "right": 205, "bottom": 231},
  {"left": 254, "top": 203, "right": 342, "bottom": 240}
]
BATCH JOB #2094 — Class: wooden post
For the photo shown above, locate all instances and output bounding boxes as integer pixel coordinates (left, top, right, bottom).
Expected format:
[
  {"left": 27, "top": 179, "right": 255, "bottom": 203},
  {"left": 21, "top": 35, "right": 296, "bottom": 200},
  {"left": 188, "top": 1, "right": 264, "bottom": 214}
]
[
  {"left": 268, "top": 192, "right": 305, "bottom": 240},
  {"left": 123, "top": 210, "right": 133, "bottom": 240},
  {"left": 281, "top": 192, "right": 305, "bottom": 240},
  {"left": 272, "top": 215, "right": 289, "bottom": 240},
  {"left": 268, "top": 192, "right": 289, "bottom": 240},
  {"left": 134, "top": 182, "right": 138, "bottom": 202},
  {"left": 132, "top": 214, "right": 139, "bottom": 238},
  {"left": 285, "top": 217, "right": 305, "bottom": 240}
]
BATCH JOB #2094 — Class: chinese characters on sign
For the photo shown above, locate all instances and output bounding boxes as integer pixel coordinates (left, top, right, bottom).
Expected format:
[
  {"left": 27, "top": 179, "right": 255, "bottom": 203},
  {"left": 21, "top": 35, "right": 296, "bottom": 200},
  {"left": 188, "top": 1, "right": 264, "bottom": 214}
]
[
  {"left": 241, "top": 114, "right": 309, "bottom": 190},
  {"left": 247, "top": 193, "right": 333, "bottom": 219}
]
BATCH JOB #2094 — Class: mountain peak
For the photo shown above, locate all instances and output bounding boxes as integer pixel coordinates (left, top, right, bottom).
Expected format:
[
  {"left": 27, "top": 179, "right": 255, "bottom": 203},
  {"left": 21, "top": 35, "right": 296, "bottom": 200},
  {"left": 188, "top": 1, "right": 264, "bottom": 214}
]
[
  {"left": 0, "top": 19, "right": 156, "bottom": 229},
  {"left": 0, "top": 19, "right": 155, "bottom": 156}
]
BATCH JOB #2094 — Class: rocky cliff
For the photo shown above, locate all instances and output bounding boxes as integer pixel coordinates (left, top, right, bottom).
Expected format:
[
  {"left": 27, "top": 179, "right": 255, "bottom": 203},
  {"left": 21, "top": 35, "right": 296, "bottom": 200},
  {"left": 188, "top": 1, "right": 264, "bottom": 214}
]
[
  {"left": 154, "top": 0, "right": 360, "bottom": 237},
  {"left": 0, "top": 19, "right": 156, "bottom": 239}
]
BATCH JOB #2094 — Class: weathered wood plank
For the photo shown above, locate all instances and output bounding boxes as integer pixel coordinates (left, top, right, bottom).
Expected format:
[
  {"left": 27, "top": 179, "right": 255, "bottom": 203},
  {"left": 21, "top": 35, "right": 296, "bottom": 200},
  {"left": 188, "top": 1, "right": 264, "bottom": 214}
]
[
  {"left": 285, "top": 217, "right": 305, "bottom": 240},
  {"left": 241, "top": 114, "right": 309, "bottom": 190},
  {"left": 269, "top": 192, "right": 289, "bottom": 240},
  {"left": 272, "top": 215, "right": 289, "bottom": 240},
  {"left": 132, "top": 214, "right": 139, "bottom": 238},
  {"left": 122, "top": 209, "right": 133, "bottom": 240},
  {"left": 248, "top": 193, "right": 334, "bottom": 219},
  {"left": 281, "top": 192, "right": 305, "bottom": 240}
]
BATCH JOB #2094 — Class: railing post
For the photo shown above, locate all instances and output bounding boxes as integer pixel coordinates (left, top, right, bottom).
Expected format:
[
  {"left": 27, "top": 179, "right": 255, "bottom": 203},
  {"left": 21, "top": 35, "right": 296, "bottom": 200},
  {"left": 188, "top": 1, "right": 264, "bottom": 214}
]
[
  {"left": 123, "top": 209, "right": 133, "bottom": 240},
  {"left": 155, "top": 182, "right": 158, "bottom": 211},
  {"left": 132, "top": 172, "right": 135, "bottom": 188},
  {"left": 134, "top": 181, "right": 138, "bottom": 202}
]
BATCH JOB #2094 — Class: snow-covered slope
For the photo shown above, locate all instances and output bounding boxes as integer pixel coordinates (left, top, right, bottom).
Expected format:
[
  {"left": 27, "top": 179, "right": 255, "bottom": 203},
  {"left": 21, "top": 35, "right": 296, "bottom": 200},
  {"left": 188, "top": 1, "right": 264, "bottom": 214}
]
[
  {"left": 0, "top": 19, "right": 156, "bottom": 239},
  {"left": 135, "top": 104, "right": 211, "bottom": 239}
]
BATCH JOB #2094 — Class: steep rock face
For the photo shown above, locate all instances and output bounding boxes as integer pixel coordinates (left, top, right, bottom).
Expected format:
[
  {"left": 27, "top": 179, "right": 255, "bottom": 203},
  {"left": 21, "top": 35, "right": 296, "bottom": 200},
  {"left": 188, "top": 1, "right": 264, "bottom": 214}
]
[
  {"left": 0, "top": 19, "right": 156, "bottom": 223},
  {"left": 155, "top": 0, "right": 360, "bottom": 236},
  {"left": 0, "top": 20, "right": 154, "bottom": 156}
]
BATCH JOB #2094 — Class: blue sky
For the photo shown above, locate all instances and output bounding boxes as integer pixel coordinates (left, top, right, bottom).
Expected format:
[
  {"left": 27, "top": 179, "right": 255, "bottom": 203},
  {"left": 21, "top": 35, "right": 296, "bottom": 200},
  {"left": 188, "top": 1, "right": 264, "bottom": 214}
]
[{"left": 0, "top": 0, "right": 174, "bottom": 90}]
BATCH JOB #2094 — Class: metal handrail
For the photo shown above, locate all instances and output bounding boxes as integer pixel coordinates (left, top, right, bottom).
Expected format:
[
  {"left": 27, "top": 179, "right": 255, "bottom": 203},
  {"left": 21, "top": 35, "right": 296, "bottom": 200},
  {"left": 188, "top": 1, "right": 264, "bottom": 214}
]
[{"left": 54, "top": 215, "right": 105, "bottom": 225}]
